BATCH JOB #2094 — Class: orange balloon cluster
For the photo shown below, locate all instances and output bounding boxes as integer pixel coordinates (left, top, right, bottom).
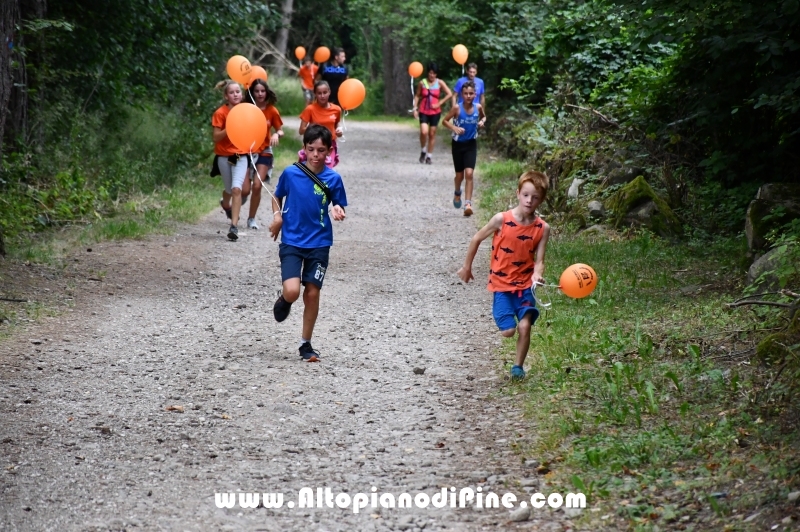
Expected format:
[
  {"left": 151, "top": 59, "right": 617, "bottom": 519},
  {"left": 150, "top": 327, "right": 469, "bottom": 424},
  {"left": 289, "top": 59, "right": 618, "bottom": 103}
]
[
  {"left": 295, "top": 46, "right": 306, "bottom": 60},
  {"left": 314, "top": 47, "right": 331, "bottom": 63},
  {"left": 452, "top": 44, "right": 468, "bottom": 65},
  {"left": 226, "top": 103, "right": 267, "bottom": 153},
  {"left": 226, "top": 55, "right": 252, "bottom": 86},
  {"left": 408, "top": 61, "right": 423, "bottom": 78},
  {"left": 246, "top": 65, "right": 268, "bottom": 88},
  {"left": 338, "top": 79, "right": 366, "bottom": 110},
  {"left": 559, "top": 264, "right": 598, "bottom": 299}
]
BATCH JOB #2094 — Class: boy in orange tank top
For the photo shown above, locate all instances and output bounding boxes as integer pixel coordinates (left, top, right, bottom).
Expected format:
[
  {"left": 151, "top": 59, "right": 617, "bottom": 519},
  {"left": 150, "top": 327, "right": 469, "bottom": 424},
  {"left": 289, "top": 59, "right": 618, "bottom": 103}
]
[{"left": 457, "top": 171, "right": 551, "bottom": 380}]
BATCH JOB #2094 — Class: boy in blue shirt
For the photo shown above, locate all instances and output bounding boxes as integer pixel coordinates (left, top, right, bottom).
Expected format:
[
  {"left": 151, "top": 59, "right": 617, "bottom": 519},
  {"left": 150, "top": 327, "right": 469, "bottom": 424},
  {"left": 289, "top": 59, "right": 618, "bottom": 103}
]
[
  {"left": 269, "top": 125, "right": 348, "bottom": 362},
  {"left": 453, "top": 63, "right": 485, "bottom": 110}
]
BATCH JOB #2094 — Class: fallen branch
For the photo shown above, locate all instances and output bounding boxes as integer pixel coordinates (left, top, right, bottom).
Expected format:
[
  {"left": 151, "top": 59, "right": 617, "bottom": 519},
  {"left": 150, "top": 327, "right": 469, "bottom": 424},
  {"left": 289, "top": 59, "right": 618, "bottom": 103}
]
[
  {"left": 564, "top": 104, "right": 619, "bottom": 128},
  {"left": 0, "top": 297, "right": 28, "bottom": 303},
  {"left": 727, "top": 300, "right": 793, "bottom": 309}
]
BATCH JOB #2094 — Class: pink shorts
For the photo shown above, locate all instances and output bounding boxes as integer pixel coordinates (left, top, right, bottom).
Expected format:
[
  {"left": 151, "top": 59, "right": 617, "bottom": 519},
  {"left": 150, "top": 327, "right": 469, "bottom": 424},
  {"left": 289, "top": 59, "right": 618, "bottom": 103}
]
[{"left": 298, "top": 140, "right": 339, "bottom": 168}]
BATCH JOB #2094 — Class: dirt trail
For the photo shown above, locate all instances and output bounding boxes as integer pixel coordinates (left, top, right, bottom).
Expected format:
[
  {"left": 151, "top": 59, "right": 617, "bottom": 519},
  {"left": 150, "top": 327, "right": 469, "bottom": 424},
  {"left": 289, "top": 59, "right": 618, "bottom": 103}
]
[{"left": 0, "top": 120, "right": 571, "bottom": 531}]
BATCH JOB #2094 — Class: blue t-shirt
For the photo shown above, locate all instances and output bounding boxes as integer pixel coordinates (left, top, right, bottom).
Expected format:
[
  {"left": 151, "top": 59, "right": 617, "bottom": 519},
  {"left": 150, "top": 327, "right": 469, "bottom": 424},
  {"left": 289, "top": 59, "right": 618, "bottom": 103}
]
[
  {"left": 274, "top": 164, "right": 348, "bottom": 249},
  {"left": 453, "top": 76, "right": 485, "bottom": 105}
]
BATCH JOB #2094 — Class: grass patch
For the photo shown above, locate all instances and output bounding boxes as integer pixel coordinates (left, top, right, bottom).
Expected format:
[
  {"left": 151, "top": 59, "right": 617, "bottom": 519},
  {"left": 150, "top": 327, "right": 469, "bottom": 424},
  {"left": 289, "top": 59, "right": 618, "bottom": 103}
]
[{"left": 477, "top": 156, "right": 800, "bottom": 530}]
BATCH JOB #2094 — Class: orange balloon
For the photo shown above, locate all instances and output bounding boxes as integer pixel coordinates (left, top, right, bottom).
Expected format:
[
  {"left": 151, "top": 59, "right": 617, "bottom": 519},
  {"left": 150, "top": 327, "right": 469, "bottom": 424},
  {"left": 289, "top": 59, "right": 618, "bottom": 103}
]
[
  {"left": 226, "top": 103, "right": 267, "bottom": 153},
  {"left": 314, "top": 46, "right": 331, "bottom": 63},
  {"left": 246, "top": 66, "right": 268, "bottom": 88},
  {"left": 295, "top": 46, "right": 306, "bottom": 60},
  {"left": 338, "top": 78, "right": 366, "bottom": 110},
  {"left": 408, "top": 61, "right": 424, "bottom": 78},
  {"left": 559, "top": 264, "right": 598, "bottom": 299},
  {"left": 452, "top": 44, "right": 469, "bottom": 65},
  {"left": 226, "top": 55, "right": 252, "bottom": 86}
]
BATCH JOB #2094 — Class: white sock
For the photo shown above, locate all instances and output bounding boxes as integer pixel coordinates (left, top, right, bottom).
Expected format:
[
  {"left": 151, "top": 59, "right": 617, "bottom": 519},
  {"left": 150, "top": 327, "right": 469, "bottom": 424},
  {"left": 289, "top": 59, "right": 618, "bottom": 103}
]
[
  {"left": 299, "top": 338, "right": 309, "bottom": 347},
  {"left": 420, "top": 146, "right": 427, "bottom": 153}
]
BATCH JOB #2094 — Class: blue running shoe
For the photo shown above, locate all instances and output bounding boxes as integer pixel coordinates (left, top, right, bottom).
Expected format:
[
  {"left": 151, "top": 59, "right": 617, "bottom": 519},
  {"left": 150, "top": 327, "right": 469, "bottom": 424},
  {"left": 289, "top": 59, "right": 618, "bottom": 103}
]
[
  {"left": 511, "top": 365, "right": 526, "bottom": 381},
  {"left": 453, "top": 190, "right": 462, "bottom": 209}
]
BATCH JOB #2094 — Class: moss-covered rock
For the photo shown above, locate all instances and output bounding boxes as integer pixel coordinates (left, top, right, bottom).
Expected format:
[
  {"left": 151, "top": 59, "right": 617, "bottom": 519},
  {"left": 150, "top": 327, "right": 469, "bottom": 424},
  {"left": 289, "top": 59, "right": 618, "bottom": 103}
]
[
  {"left": 745, "top": 183, "right": 800, "bottom": 253},
  {"left": 608, "top": 176, "right": 682, "bottom": 238}
]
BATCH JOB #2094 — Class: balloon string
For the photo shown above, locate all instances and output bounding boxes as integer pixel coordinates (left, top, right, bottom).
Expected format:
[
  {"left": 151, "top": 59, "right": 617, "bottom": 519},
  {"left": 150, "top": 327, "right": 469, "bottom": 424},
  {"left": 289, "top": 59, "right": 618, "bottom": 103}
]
[
  {"left": 338, "top": 110, "right": 347, "bottom": 143},
  {"left": 410, "top": 75, "right": 414, "bottom": 109},
  {"left": 248, "top": 147, "right": 288, "bottom": 215}
]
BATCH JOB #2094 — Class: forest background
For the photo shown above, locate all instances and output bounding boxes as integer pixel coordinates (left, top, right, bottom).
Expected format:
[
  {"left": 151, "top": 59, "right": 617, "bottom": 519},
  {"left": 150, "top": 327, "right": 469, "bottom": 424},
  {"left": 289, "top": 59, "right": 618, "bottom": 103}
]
[{"left": 1, "top": 1, "right": 800, "bottom": 529}]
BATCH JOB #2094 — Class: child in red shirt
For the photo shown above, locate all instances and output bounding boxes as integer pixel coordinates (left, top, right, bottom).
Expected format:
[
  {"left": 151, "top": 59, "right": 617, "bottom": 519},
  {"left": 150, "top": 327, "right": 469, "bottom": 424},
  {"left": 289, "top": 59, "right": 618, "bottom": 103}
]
[
  {"left": 297, "top": 56, "right": 318, "bottom": 105},
  {"left": 458, "top": 171, "right": 551, "bottom": 380}
]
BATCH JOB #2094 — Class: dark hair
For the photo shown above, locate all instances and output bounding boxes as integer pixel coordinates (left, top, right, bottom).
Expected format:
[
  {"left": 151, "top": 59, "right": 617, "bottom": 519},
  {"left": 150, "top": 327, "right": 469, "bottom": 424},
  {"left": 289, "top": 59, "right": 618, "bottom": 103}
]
[
  {"left": 314, "top": 80, "right": 330, "bottom": 93},
  {"left": 303, "top": 124, "right": 333, "bottom": 148},
  {"left": 460, "top": 80, "right": 476, "bottom": 93},
  {"left": 303, "top": 55, "right": 313, "bottom": 63},
  {"left": 332, "top": 47, "right": 345, "bottom": 58},
  {"left": 245, "top": 79, "right": 277, "bottom": 106},
  {"left": 426, "top": 62, "right": 439, "bottom": 75},
  {"left": 467, "top": 62, "right": 478, "bottom": 71}
]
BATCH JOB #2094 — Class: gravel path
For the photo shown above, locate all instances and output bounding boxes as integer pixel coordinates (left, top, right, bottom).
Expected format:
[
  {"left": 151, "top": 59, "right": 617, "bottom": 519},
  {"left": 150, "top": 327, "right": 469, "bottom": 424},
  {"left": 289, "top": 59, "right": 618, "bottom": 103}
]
[{"left": 0, "top": 120, "right": 572, "bottom": 531}]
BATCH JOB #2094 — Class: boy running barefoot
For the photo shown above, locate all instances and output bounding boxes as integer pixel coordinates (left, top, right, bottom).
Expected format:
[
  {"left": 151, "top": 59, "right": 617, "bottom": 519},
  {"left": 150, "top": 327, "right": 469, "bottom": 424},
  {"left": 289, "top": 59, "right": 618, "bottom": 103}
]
[
  {"left": 269, "top": 125, "right": 348, "bottom": 362},
  {"left": 457, "top": 171, "right": 550, "bottom": 380}
]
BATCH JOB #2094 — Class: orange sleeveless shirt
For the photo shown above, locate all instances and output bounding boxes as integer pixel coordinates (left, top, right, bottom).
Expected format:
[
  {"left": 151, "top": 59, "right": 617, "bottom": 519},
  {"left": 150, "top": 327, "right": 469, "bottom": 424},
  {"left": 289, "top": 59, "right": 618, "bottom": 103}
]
[{"left": 488, "top": 211, "right": 546, "bottom": 292}]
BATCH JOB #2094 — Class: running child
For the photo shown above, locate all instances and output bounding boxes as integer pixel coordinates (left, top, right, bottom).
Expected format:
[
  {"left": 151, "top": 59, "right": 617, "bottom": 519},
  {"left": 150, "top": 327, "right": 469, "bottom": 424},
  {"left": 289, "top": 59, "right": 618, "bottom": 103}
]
[
  {"left": 243, "top": 78, "right": 284, "bottom": 230},
  {"left": 442, "top": 81, "right": 486, "bottom": 217},
  {"left": 412, "top": 62, "right": 453, "bottom": 165},
  {"left": 269, "top": 124, "right": 348, "bottom": 362},
  {"left": 299, "top": 81, "right": 343, "bottom": 168},
  {"left": 457, "top": 171, "right": 551, "bottom": 380},
  {"left": 211, "top": 80, "right": 248, "bottom": 241},
  {"left": 298, "top": 56, "right": 318, "bottom": 105}
]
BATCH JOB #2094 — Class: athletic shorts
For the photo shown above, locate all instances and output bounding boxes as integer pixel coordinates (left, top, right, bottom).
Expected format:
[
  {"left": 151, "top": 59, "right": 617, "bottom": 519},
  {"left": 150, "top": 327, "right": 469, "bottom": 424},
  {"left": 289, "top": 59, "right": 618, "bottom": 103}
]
[
  {"left": 256, "top": 153, "right": 273, "bottom": 166},
  {"left": 492, "top": 288, "right": 539, "bottom": 331},
  {"left": 419, "top": 113, "right": 441, "bottom": 126},
  {"left": 452, "top": 139, "right": 477, "bottom": 173},
  {"left": 279, "top": 243, "right": 330, "bottom": 289},
  {"left": 217, "top": 155, "right": 249, "bottom": 194}
]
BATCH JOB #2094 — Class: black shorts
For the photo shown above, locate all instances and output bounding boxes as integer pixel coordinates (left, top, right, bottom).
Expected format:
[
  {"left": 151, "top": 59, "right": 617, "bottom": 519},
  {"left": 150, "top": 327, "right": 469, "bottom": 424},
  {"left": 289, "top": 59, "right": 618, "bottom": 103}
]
[
  {"left": 419, "top": 113, "right": 441, "bottom": 126},
  {"left": 279, "top": 243, "right": 330, "bottom": 289},
  {"left": 452, "top": 139, "right": 477, "bottom": 173}
]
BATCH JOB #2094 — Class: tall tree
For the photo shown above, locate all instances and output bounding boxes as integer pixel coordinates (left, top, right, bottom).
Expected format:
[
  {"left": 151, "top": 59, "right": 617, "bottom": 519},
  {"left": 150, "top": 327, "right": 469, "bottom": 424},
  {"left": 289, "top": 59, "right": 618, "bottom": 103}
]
[
  {"left": 274, "top": 0, "right": 294, "bottom": 75},
  {"left": 382, "top": 28, "right": 411, "bottom": 115},
  {"left": 0, "top": 0, "right": 20, "bottom": 156}
]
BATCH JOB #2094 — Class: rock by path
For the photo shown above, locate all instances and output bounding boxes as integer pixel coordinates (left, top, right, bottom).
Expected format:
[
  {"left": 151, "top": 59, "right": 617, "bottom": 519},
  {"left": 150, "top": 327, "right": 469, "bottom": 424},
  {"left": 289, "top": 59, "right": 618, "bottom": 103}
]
[{"left": 0, "top": 120, "right": 573, "bottom": 531}]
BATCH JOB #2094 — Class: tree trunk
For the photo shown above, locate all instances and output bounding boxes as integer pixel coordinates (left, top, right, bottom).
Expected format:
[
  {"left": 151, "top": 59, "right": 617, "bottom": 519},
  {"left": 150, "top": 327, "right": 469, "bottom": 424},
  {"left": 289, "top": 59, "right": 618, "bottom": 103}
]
[
  {"left": 274, "top": 0, "right": 294, "bottom": 76},
  {"left": 0, "top": 0, "right": 20, "bottom": 156},
  {"left": 381, "top": 28, "right": 411, "bottom": 115}
]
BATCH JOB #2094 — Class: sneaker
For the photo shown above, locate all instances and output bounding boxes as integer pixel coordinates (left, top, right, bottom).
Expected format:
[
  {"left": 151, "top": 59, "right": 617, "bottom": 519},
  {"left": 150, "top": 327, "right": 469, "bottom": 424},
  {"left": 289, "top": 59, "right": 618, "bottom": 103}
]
[
  {"left": 511, "top": 365, "right": 526, "bottom": 381},
  {"left": 299, "top": 341, "right": 320, "bottom": 362},
  {"left": 463, "top": 201, "right": 473, "bottom": 217},
  {"left": 227, "top": 225, "right": 238, "bottom": 241},
  {"left": 419, "top": 151, "right": 426, "bottom": 163},
  {"left": 220, "top": 199, "right": 232, "bottom": 220},
  {"left": 247, "top": 218, "right": 259, "bottom": 230},
  {"left": 273, "top": 294, "right": 292, "bottom": 322},
  {"left": 425, "top": 155, "right": 432, "bottom": 165},
  {"left": 453, "top": 190, "right": 462, "bottom": 209}
]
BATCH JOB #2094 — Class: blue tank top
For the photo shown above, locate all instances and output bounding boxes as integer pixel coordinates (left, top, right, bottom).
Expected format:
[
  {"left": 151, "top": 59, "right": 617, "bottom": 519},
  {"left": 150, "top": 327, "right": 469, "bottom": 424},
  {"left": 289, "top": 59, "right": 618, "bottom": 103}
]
[{"left": 452, "top": 103, "right": 480, "bottom": 142}]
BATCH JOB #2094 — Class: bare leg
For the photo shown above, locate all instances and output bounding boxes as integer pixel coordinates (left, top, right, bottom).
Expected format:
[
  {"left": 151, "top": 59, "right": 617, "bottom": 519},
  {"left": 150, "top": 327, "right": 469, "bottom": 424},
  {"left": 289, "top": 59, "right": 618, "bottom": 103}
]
[
  {"left": 231, "top": 188, "right": 242, "bottom": 227},
  {"left": 419, "top": 123, "right": 429, "bottom": 149},
  {"left": 302, "top": 283, "right": 321, "bottom": 341},
  {"left": 282, "top": 278, "right": 301, "bottom": 303},
  {"left": 427, "top": 126, "right": 438, "bottom": 154},
  {"left": 221, "top": 191, "right": 232, "bottom": 209},
  {"left": 248, "top": 166, "right": 266, "bottom": 219},
  {"left": 515, "top": 314, "right": 533, "bottom": 367},
  {"left": 464, "top": 167, "right": 474, "bottom": 203},
  {"left": 454, "top": 171, "right": 464, "bottom": 193}
]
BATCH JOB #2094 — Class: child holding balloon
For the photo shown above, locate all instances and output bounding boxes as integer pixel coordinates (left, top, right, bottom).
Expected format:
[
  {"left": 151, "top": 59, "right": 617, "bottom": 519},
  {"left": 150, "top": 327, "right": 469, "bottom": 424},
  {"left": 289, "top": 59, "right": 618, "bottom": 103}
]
[
  {"left": 299, "top": 81, "right": 343, "bottom": 168},
  {"left": 212, "top": 80, "right": 249, "bottom": 241},
  {"left": 413, "top": 62, "right": 453, "bottom": 165},
  {"left": 244, "top": 79, "right": 284, "bottom": 230},
  {"left": 298, "top": 56, "right": 318, "bottom": 105},
  {"left": 457, "top": 171, "right": 551, "bottom": 381}
]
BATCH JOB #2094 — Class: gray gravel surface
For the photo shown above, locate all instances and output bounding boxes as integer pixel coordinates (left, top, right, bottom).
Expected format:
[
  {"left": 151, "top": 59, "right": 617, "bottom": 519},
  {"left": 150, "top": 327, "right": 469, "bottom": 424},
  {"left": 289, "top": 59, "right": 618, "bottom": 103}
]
[{"left": 0, "top": 120, "right": 572, "bottom": 531}]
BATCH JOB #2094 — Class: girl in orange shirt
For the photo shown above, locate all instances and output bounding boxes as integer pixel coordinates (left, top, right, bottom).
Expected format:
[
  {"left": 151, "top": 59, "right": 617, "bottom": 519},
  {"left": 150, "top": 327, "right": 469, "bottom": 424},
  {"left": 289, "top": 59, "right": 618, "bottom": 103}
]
[
  {"left": 211, "top": 80, "right": 248, "bottom": 241},
  {"left": 297, "top": 56, "right": 318, "bottom": 105},
  {"left": 243, "top": 79, "right": 284, "bottom": 230},
  {"left": 298, "top": 81, "right": 343, "bottom": 168}
]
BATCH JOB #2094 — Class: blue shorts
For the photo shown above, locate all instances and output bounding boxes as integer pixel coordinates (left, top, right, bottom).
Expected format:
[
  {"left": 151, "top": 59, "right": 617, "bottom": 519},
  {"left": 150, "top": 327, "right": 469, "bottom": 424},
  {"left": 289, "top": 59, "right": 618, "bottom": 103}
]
[
  {"left": 492, "top": 288, "right": 539, "bottom": 331},
  {"left": 256, "top": 153, "right": 273, "bottom": 167},
  {"left": 279, "top": 244, "right": 330, "bottom": 289}
]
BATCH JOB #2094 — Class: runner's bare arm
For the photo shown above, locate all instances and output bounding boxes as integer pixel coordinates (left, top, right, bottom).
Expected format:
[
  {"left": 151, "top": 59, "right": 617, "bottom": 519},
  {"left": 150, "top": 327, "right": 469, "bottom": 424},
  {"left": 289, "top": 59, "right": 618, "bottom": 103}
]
[
  {"left": 532, "top": 223, "right": 551, "bottom": 285},
  {"left": 441, "top": 106, "right": 463, "bottom": 135},
  {"left": 299, "top": 120, "right": 309, "bottom": 135},
  {"left": 438, "top": 80, "right": 455, "bottom": 108},
  {"left": 212, "top": 126, "right": 227, "bottom": 143},
  {"left": 478, "top": 104, "right": 487, "bottom": 128},
  {"left": 458, "top": 213, "right": 504, "bottom": 283}
]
